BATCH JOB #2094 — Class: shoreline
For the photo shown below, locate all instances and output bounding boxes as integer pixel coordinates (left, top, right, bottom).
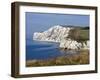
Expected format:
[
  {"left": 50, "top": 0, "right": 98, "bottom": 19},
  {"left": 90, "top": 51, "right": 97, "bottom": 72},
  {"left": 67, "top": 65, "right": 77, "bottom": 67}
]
[{"left": 33, "top": 39, "right": 89, "bottom": 50}]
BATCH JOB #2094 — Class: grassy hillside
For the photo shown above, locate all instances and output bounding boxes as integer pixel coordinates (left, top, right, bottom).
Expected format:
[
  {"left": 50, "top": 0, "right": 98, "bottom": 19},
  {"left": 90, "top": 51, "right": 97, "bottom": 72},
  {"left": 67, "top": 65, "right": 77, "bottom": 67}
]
[{"left": 68, "top": 27, "right": 89, "bottom": 42}]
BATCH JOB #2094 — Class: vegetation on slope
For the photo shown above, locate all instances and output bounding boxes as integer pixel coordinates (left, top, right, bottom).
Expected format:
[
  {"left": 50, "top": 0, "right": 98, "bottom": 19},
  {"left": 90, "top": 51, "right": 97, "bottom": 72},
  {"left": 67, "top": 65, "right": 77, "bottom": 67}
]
[{"left": 68, "top": 27, "right": 89, "bottom": 42}]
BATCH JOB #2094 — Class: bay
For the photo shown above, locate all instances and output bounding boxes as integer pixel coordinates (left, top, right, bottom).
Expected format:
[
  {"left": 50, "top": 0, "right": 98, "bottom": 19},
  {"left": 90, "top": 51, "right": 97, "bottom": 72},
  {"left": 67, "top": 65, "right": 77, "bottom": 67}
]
[{"left": 26, "top": 39, "right": 79, "bottom": 60}]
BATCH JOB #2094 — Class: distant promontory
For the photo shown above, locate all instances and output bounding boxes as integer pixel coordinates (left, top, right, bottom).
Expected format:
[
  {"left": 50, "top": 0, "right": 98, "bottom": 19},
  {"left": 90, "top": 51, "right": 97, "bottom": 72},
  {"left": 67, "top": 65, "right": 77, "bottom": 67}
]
[{"left": 33, "top": 25, "right": 89, "bottom": 50}]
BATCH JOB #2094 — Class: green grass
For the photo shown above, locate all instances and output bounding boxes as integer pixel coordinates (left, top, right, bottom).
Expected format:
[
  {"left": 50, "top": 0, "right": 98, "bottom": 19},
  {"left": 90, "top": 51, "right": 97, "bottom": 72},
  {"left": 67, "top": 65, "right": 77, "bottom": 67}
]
[
  {"left": 26, "top": 50, "right": 89, "bottom": 67},
  {"left": 68, "top": 28, "right": 89, "bottom": 42},
  {"left": 79, "top": 30, "right": 89, "bottom": 40}
]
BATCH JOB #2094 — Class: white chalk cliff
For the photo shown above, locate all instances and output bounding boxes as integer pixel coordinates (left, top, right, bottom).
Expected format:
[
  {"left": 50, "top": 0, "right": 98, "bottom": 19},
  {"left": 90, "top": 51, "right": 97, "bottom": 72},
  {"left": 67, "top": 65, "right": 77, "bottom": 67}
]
[{"left": 33, "top": 25, "right": 89, "bottom": 50}]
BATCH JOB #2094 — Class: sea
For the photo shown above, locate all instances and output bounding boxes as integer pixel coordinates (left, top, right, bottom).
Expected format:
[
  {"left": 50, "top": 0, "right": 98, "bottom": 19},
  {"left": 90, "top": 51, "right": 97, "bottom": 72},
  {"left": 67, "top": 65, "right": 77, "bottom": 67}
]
[{"left": 26, "top": 39, "right": 79, "bottom": 60}]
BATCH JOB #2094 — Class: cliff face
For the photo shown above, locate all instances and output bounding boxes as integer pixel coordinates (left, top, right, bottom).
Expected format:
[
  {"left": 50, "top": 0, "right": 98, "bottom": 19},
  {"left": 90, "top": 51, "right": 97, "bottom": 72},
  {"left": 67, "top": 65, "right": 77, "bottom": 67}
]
[{"left": 33, "top": 25, "right": 89, "bottom": 50}]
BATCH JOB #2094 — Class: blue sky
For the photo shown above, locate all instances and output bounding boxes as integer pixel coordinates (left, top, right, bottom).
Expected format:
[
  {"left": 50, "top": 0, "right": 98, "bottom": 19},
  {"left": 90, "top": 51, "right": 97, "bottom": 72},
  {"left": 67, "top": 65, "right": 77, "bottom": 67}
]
[{"left": 26, "top": 12, "right": 89, "bottom": 40}]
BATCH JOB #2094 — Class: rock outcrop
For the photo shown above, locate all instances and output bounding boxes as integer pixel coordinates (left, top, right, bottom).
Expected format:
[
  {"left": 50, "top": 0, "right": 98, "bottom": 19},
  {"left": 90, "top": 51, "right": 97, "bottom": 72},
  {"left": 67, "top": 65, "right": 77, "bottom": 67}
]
[{"left": 33, "top": 25, "right": 89, "bottom": 50}]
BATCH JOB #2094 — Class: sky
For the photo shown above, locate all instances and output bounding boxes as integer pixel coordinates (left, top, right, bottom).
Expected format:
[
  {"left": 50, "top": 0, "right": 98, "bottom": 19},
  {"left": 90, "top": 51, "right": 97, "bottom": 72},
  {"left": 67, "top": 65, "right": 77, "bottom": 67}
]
[{"left": 26, "top": 12, "right": 89, "bottom": 40}]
